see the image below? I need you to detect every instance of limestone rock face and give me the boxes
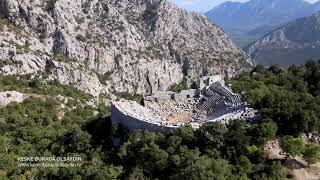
[0,91,25,106]
[0,0,253,96]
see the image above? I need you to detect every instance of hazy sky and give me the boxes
[171,0,319,13]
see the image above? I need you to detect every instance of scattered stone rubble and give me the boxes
[302,132,320,143]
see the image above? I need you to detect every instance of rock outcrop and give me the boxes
[245,12,320,66]
[0,0,253,96]
[0,91,25,106]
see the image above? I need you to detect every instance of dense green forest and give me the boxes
[230,60,320,135]
[0,61,319,179]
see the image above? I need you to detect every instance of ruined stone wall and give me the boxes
[111,104,173,132]
[174,89,198,101]
[200,75,224,91]
[145,89,199,102]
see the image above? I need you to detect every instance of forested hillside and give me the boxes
[0,61,320,179]
[230,60,320,135]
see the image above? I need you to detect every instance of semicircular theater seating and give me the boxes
[197,82,243,119]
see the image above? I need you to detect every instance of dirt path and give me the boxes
[264,140,320,180]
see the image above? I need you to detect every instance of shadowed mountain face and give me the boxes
[245,12,320,67]
[205,0,320,48]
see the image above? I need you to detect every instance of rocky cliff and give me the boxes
[0,0,253,96]
[245,12,320,66]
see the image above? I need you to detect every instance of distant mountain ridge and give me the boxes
[205,0,320,47]
[245,12,320,67]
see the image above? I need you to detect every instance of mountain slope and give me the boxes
[245,12,320,66]
[0,0,252,96]
[205,0,319,47]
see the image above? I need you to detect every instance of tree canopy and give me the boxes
[229,60,320,135]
